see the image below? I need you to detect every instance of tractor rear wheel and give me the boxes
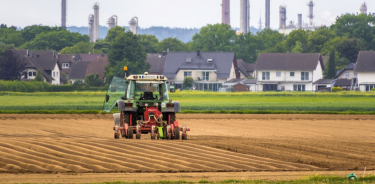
[136,133,141,139]
[127,128,133,139]
[114,133,119,139]
[173,128,180,140]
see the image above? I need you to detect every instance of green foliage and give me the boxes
[0,42,14,56]
[332,13,375,50]
[158,37,188,52]
[286,29,309,52]
[94,39,111,54]
[106,30,149,83]
[331,87,343,92]
[60,42,98,54]
[191,23,236,52]
[371,88,375,91]
[291,41,303,53]
[139,34,159,53]
[183,77,193,89]
[0,49,26,80]
[21,25,61,42]
[307,27,336,53]
[336,38,364,63]
[326,50,336,79]
[85,73,104,87]
[0,25,25,47]
[233,32,259,63]
[34,69,44,82]
[105,26,125,43]
[320,37,344,56]
[22,29,89,51]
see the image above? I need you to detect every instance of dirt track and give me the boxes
[0,114,375,182]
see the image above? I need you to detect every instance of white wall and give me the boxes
[51,64,60,85]
[227,62,236,81]
[312,60,323,82]
[357,72,375,91]
[172,70,218,83]
[257,70,312,82]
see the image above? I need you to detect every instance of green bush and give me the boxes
[0,80,106,92]
[332,87,343,92]
[371,88,375,91]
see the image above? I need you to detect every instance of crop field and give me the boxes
[1,91,375,114]
[0,114,374,183]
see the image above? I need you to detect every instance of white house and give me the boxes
[161,51,242,91]
[254,53,325,91]
[355,51,375,91]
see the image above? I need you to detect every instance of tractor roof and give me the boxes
[127,73,168,82]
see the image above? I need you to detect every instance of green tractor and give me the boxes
[103,71,189,140]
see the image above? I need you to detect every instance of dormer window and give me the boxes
[207,59,213,63]
[62,63,69,68]
[186,58,192,62]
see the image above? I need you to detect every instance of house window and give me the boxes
[56,71,59,77]
[290,72,295,77]
[184,71,192,78]
[28,72,36,76]
[293,84,306,91]
[345,72,350,78]
[301,72,309,81]
[262,72,270,80]
[53,72,55,77]
[62,63,69,68]
[202,72,209,81]
[365,85,375,91]
[276,71,281,77]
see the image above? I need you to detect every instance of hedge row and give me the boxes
[0,80,107,92]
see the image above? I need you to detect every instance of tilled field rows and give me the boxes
[0,138,321,173]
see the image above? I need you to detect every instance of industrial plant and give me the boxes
[129,17,139,35]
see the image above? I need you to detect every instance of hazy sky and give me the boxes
[0,0,373,29]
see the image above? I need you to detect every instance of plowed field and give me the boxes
[0,114,375,183]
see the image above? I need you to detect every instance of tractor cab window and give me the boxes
[127,81,169,101]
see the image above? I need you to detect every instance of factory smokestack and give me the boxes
[279,5,286,29]
[360,2,367,14]
[88,14,94,42]
[265,0,270,29]
[93,2,99,42]
[129,17,138,35]
[61,0,67,29]
[222,0,230,25]
[298,14,302,28]
[240,0,249,33]
[307,0,315,28]
[108,15,117,30]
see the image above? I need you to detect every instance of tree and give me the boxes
[34,69,44,82]
[286,29,309,52]
[332,13,375,50]
[158,37,187,52]
[326,50,336,79]
[320,37,344,56]
[105,26,125,43]
[105,31,149,83]
[139,34,159,53]
[191,23,236,52]
[291,41,304,53]
[233,32,259,63]
[60,42,99,54]
[94,39,111,53]
[21,25,61,42]
[0,49,26,80]
[183,77,193,89]
[85,73,104,87]
[0,26,25,47]
[336,38,364,63]
[22,29,89,51]
[307,28,336,53]
[256,29,286,53]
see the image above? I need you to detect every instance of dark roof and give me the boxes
[69,61,91,79]
[334,78,352,86]
[13,49,29,57]
[147,54,166,75]
[242,79,257,84]
[224,78,246,84]
[313,79,335,84]
[237,59,255,77]
[34,57,58,70]
[29,50,55,58]
[79,54,107,62]
[58,54,75,62]
[335,63,356,78]
[255,53,325,71]
[24,57,54,81]
[86,57,109,78]
[163,52,235,79]
[355,51,375,72]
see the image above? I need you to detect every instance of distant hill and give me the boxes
[67,26,262,43]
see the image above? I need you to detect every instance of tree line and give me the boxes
[1,13,375,83]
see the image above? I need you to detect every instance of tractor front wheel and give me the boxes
[173,128,180,140]
[127,128,133,139]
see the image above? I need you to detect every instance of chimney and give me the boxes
[197,49,200,56]
[162,51,166,56]
[25,48,29,56]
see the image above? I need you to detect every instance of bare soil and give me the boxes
[0,114,374,183]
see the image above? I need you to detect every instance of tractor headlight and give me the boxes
[161,103,166,108]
